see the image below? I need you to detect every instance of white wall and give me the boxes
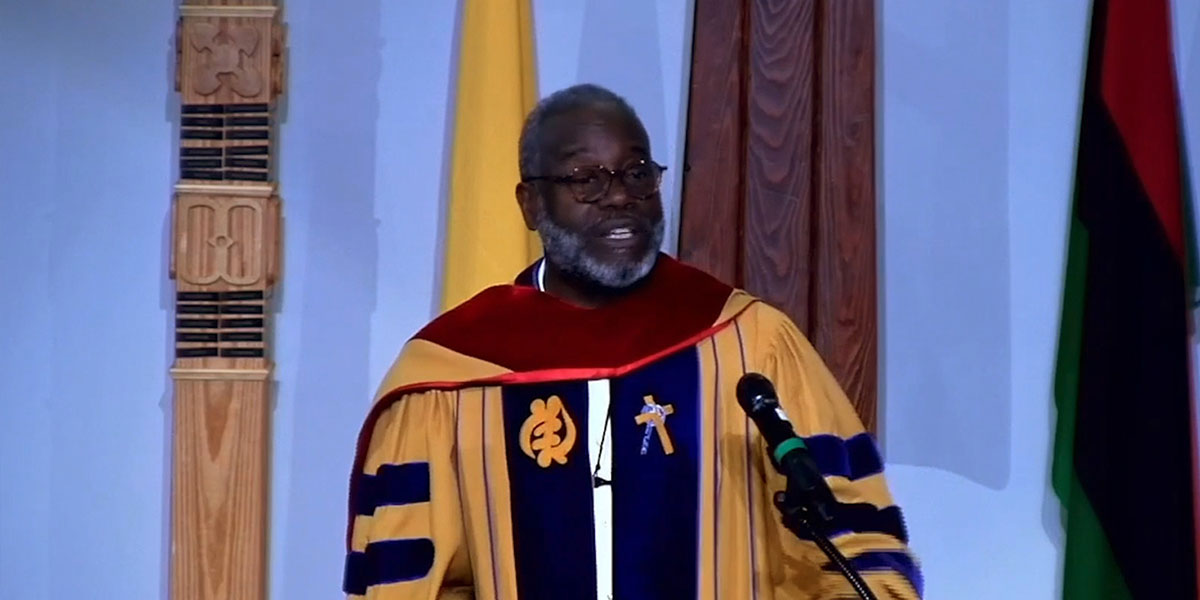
[0,1,177,597]
[880,0,1200,598]
[0,1,694,598]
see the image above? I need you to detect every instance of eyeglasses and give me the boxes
[522,159,668,203]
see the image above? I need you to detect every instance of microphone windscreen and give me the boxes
[736,372,777,412]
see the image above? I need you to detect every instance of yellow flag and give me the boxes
[440,0,542,312]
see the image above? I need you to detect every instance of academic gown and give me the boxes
[343,255,923,599]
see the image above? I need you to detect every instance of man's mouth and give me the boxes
[594,217,646,240]
[604,226,635,241]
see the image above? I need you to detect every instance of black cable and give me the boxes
[592,411,612,488]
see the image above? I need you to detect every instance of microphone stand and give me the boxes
[773,484,878,600]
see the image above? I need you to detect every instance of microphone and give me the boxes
[736,372,879,600]
[736,372,836,523]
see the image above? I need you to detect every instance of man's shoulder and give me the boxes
[719,291,824,368]
[411,283,541,352]
[734,294,797,329]
[409,259,542,348]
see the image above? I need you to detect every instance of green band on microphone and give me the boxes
[773,437,807,465]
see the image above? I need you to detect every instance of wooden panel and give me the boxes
[742,0,816,332]
[812,0,877,430]
[680,0,877,430]
[170,2,283,599]
[677,0,746,285]
[171,379,270,600]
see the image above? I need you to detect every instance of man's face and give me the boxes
[518,106,665,288]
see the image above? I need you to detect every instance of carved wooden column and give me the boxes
[169,2,284,599]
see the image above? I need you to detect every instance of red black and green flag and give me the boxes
[1053,0,1200,597]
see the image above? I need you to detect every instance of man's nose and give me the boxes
[596,174,636,208]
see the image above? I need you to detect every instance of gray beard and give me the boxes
[535,210,664,289]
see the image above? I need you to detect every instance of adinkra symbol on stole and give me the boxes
[519,396,578,468]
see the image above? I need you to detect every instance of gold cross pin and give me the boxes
[634,395,675,455]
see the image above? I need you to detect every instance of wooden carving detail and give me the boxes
[175,196,275,287]
[178,9,276,106]
[188,22,263,97]
[170,3,283,600]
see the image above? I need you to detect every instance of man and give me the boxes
[343,84,922,599]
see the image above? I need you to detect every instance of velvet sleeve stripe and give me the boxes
[354,462,431,516]
[793,503,910,544]
[823,550,924,597]
[803,433,884,481]
[342,538,436,595]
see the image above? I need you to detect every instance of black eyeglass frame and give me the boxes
[521,158,669,203]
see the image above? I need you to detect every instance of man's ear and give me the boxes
[515,182,540,231]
